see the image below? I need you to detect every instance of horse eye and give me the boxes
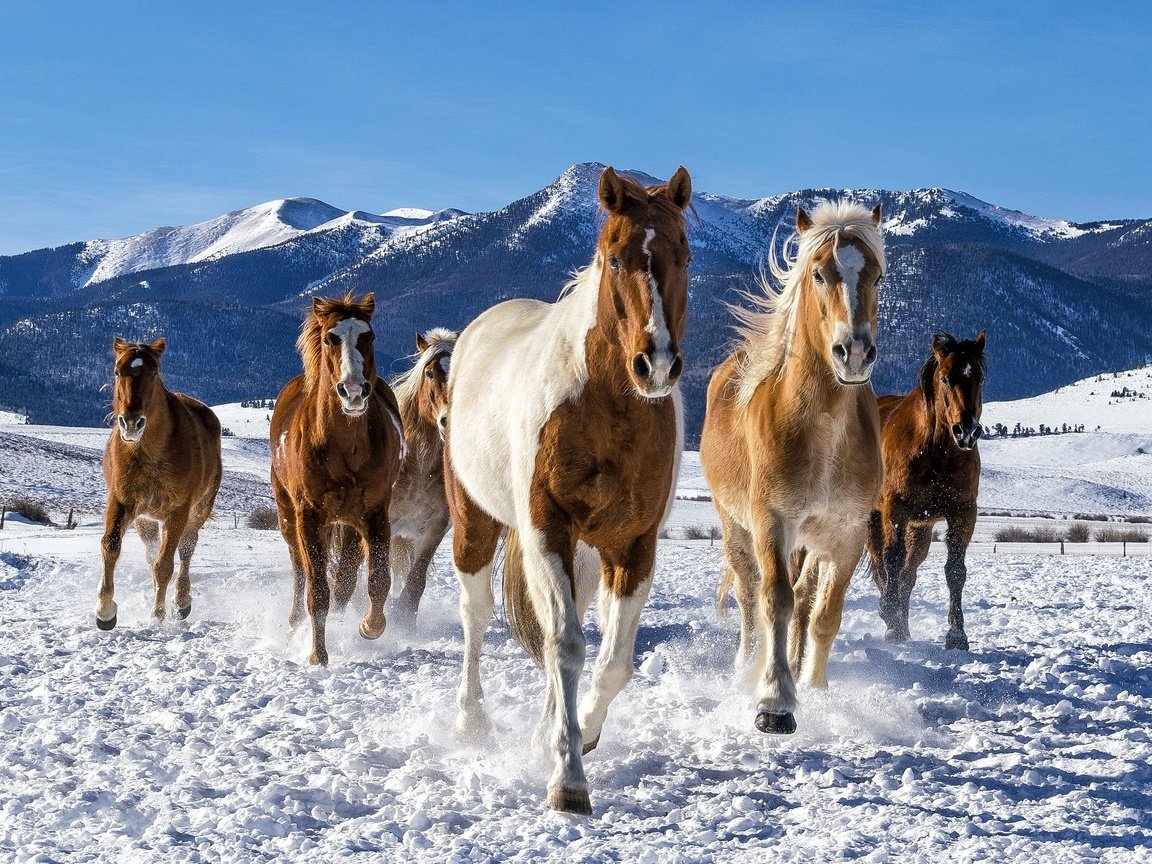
[812,271,825,285]
[324,334,336,347]
[609,256,621,271]
[425,368,435,380]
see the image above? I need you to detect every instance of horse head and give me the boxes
[413,328,457,438]
[111,336,166,443]
[595,166,693,399]
[921,331,987,450]
[307,293,378,416]
[794,202,885,386]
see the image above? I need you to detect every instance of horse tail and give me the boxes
[503,528,546,667]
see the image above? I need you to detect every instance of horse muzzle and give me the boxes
[952,422,983,450]
[831,336,876,386]
[117,413,146,443]
[630,349,683,399]
[336,380,370,416]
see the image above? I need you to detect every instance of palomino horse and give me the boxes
[387,328,457,622]
[868,331,987,650]
[96,337,222,629]
[444,166,693,815]
[270,293,405,666]
[701,201,885,735]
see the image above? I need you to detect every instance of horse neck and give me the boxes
[398,397,440,468]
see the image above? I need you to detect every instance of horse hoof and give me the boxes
[96,614,117,631]
[547,786,592,816]
[175,603,191,621]
[755,711,797,735]
[359,616,386,640]
[455,711,492,743]
[884,627,909,644]
[582,736,601,756]
[945,630,970,651]
[309,650,329,667]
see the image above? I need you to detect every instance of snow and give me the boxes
[2,380,1152,861]
[382,208,436,220]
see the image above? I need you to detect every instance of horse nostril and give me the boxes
[952,424,963,438]
[135,417,146,431]
[336,382,348,399]
[832,343,848,363]
[974,425,983,439]
[865,344,877,364]
[669,354,684,380]
[632,353,652,380]
[117,416,127,428]
[362,381,372,398]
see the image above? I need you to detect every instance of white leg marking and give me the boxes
[456,564,495,738]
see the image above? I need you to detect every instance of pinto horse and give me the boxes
[444,166,693,815]
[387,328,457,622]
[96,337,222,629]
[701,201,885,735]
[868,331,986,650]
[270,293,404,666]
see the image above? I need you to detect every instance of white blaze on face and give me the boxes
[328,317,371,390]
[642,228,673,376]
[963,363,973,378]
[833,243,866,314]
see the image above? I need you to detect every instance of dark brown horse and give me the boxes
[270,293,405,666]
[868,331,987,649]
[96,337,222,629]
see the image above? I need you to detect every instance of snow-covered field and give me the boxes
[1,380,1151,862]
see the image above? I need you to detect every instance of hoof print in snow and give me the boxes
[755,711,797,735]
[547,786,592,816]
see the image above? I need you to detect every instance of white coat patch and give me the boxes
[130,358,143,368]
[963,363,972,378]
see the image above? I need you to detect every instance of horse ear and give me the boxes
[149,337,166,357]
[312,296,326,316]
[112,336,129,355]
[416,332,429,353]
[932,332,956,355]
[796,207,813,234]
[975,330,987,351]
[361,292,376,316]
[666,166,692,210]
[871,203,883,225]
[599,167,627,214]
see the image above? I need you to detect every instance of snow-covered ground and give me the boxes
[1,379,1151,861]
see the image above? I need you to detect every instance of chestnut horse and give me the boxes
[444,166,693,815]
[701,201,885,735]
[96,337,222,629]
[270,293,404,666]
[387,328,457,622]
[868,331,987,650]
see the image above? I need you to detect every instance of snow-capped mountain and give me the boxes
[0,164,1149,437]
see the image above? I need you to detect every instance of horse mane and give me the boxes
[296,293,372,393]
[391,327,459,413]
[732,200,886,406]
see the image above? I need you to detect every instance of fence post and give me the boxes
[1123,541,1127,557]
[1060,541,1065,555]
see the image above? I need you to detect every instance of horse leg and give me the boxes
[394,514,449,623]
[96,499,129,629]
[896,522,933,643]
[360,509,391,639]
[751,508,797,734]
[867,509,886,592]
[151,510,190,621]
[448,489,501,741]
[173,523,202,619]
[720,512,760,673]
[297,510,331,666]
[518,520,589,816]
[943,509,976,650]
[799,531,866,688]
[275,493,307,631]
[330,524,364,614]
[878,518,909,641]
[579,533,655,756]
[136,516,160,567]
[788,549,817,676]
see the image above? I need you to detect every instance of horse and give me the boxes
[269,292,405,666]
[386,328,458,623]
[96,337,222,629]
[701,200,885,735]
[443,166,693,815]
[867,331,987,650]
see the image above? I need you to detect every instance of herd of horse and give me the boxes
[94,166,987,815]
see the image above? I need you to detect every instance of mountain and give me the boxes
[1,164,1149,442]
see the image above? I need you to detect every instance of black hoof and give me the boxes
[755,711,797,735]
[582,736,601,756]
[945,630,970,651]
[96,614,117,631]
[884,627,910,644]
[175,604,191,621]
[547,786,592,816]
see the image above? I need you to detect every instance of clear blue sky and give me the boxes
[1,1,1149,254]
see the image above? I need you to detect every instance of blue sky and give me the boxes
[1,1,1149,254]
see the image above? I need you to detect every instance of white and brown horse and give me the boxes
[270,293,405,666]
[387,328,457,622]
[701,201,885,734]
[96,337,222,629]
[444,166,693,815]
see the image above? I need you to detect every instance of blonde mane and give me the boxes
[732,200,886,405]
[391,327,459,414]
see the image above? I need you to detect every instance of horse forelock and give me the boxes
[392,328,459,414]
[297,294,375,393]
[732,200,885,405]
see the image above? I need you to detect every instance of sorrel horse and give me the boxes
[270,293,404,666]
[444,166,693,815]
[701,201,885,735]
[387,328,457,622]
[867,331,987,650]
[96,337,222,629]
